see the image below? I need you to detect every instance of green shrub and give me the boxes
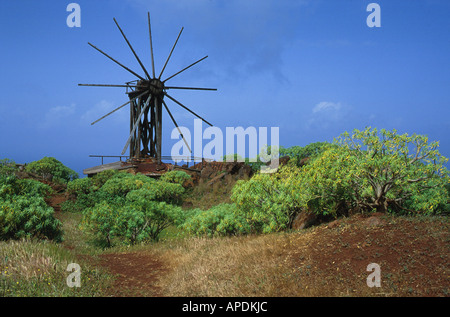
[0,159,17,176]
[230,129,450,235]
[82,201,121,247]
[316,128,450,215]
[231,170,304,233]
[91,169,119,188]
[61,187,124,213]
[121,201,184,243]
[0,175,61,241]
[25,157,78,184]
[160,170,191,185]
[279,142,332,166]
[77,172,187,246]
[0,196,63,242]
[181,203,251,237]
[0,175,53,200]
[82,199,184,246]
[67,177,93,196]
[100,173,154,197]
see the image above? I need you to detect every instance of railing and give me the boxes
[89,155,130,165]
[89,155,214,168]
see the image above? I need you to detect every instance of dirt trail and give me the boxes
[99,252,168,297]
[48,193,67,215]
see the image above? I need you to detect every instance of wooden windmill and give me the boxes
[79,12,216,165]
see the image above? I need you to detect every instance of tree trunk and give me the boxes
[374,196,388,213]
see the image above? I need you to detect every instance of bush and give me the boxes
[82,199,184,246]
[316,127,450,214]
[74,172,188,246]
[181,203,251,237]
[279,142,332,166]
[231,170,305,233]
[121,201,184,243]
[91,169,119,188]
[126,181,185,205]
[159,170,191,185]
[100,173,154,197]
[0,159,17,177]
[25,157,78,184]
[67,178,94,196]
[0,196,63,242]
[1,176,53,200]
[0,176,62,242]
[82,201,121,246]
[229,129,450,234]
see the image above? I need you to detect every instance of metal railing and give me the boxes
[89,155,130,165]
[89,155,214,168]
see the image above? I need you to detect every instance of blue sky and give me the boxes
[1,0,449,177]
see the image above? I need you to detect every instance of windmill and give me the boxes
[79,12,216,165]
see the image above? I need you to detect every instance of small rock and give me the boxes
[292,211,317,230]
[365,216,386,227]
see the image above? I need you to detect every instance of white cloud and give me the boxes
[312,101,342,113]
[39,103,76,129]
[303,101,348,131]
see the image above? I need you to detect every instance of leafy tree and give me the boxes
[328,127,450,214]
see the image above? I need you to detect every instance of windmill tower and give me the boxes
[79,12,216,165]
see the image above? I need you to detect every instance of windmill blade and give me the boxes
[91,90,148,125]
[148,12,156,78]
[88,42,146,81]
[158,27,184,80]
[165,86,217,91]
[164,93,213,127]
[122,94,152,155]
[79,84,140,88]
[162,100,192,153]
[163,56,208,83]
[113,18,151,79]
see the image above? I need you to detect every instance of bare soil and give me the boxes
[98,251,168,297]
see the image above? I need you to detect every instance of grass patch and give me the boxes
[0,239,113,297]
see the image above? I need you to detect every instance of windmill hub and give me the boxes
[147,79,164,96]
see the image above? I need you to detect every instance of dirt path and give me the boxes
[99,252,168,297]
[48,193,67,215]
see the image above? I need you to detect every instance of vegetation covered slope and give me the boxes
[1,127,449,297]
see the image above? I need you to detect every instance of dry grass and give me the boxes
[154,233,304,297]
[149,214,450,297]
[0,240,72,280]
